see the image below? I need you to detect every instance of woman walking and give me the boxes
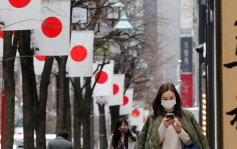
[137,83,210,149]
[108,119,137,149]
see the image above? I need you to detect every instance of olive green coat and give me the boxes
[137,109,210,149]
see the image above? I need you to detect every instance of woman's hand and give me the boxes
[172,119,182,134]
[163,117,174,128]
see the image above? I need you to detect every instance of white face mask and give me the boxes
[161,99,176,110]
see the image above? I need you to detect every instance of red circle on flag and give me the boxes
[9,0,31,8]
[132,109,140,118]
[95,71,108,84]
[113,84,119,95]
[35,55,46,61]
[42,17,62,38]
[143,117,146,123]
[70,45,87,62]
[123,96,129,106]
[0,31,3,38]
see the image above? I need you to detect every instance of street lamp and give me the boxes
[96,96,108,149]
[114,14,133,30]
[110,13,134,71]
[113,14,134,69]
[109,15,134,55]
[105,0,124,21]
[109,11,134,134]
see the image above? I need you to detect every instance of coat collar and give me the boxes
[179,109,196,136]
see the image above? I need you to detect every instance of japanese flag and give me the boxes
[130,107,143,126]
[120,88,134,115]
[0,0,41,30]
[31,0,71,56]
[92,61,114,96]
[0,30,3,58]
[108,74,125,106]
[66,31,94,77]
[136,110,150,131]
[34,55,46,75]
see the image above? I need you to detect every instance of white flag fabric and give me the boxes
[108,74,125,106]
[0,0,41,30]
[92,61,114,96]
[143,110,150,122]
[34,55,46,75]
[120,88,134,115]
[130,107,143,126]
[0,30,3,58]
[14,52,20,72]
[136,110,150,131]
[31,0,70,56]
[66,31,94,77]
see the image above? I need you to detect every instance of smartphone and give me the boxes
[166,113,174,119]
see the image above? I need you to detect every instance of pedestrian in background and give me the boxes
[47,130,73,149]
[108,119,137,149]
[137,83,210,149]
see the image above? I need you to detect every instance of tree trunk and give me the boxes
[18,30,37,149]
[56,56,68,132]
[73,78,83,149]
[83,77,93,149]
[98,103,108,149]
[35,57,54,149]
[64,77,72,140]
[109,105,120,132]
[2,31,18,149]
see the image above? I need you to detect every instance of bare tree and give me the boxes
[35,56,54,149]
[71,77,83,149]
[55,56,71,135]
[2,31,18,149]
[18,30,38,149]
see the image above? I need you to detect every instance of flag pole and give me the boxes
[1,67,5,149]
[0,29,5,149]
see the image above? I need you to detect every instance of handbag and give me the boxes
[182,136,199,149]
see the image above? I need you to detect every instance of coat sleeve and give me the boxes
[189,111,210,149]
[137,115,150,149]
[177,128,192,145]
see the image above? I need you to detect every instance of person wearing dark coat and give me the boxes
[47,130,73,149]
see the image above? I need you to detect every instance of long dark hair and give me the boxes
[152,83,182,118]
[112,119,136,148]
